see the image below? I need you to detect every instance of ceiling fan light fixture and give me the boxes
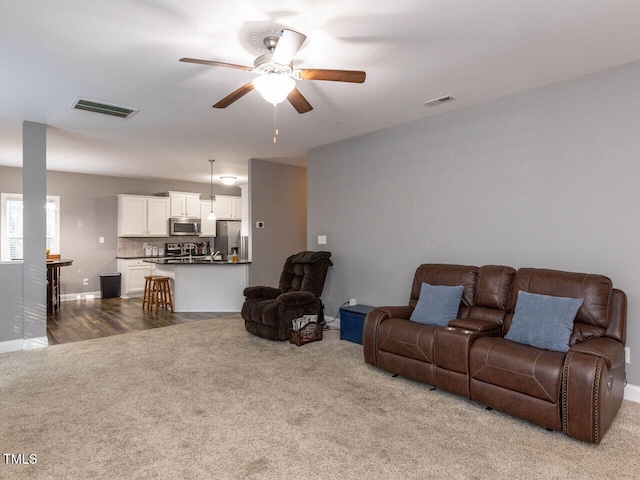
[253,73,295,105]
[220,176,237,186]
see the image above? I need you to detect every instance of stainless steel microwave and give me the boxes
[169,218,201,236]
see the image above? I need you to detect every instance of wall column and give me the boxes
[22,121,47,348]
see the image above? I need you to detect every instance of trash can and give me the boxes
[100,273,121,298]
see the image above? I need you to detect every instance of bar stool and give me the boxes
[142,275,162,310]
[150,276,174,313]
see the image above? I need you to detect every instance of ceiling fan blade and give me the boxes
[179,58,252,71]
[213,83,255,108]
[298,69,366,83]
[287,88,313,114]
[271,29,307,65]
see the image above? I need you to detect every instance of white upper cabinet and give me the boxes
[214,195,242,220]
[168,191,201,218]
[146,197,171,236]
[118,195,169,237]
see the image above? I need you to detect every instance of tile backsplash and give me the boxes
[117,236,213,257]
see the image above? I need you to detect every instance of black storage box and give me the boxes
[339,304,375,345]
[100,273,121,298]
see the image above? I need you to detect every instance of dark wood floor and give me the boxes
[47,297,236,345]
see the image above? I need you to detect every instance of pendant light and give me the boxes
[208,159,216,221]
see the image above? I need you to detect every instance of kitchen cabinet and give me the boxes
[214,195,242,220]
[200,200,217,237]
[169,191,201,218]
[118,195,169,237]
[117,259,157,295]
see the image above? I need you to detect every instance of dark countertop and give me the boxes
[116,255,169,260]
[144,258,251,265]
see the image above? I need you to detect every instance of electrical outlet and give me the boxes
[625,347,631,364]
[349,298,357,306]
[83,278,89,286]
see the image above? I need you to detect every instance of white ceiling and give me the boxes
[3,1,640,185]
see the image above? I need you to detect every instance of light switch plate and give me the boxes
[317,235,327,245]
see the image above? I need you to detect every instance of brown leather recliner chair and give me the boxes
[242,251,333,340]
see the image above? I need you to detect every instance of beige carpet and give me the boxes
[1,315,639,480]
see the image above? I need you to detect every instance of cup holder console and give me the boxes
[444,326,473,334]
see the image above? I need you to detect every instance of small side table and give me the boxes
[339,304,375,345]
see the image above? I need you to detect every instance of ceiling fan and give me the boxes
[180,29,366,114]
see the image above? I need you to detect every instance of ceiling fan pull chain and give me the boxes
[273,104,279,144]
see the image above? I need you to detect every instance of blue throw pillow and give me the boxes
[410,282,464,326]
[505,291,584,353]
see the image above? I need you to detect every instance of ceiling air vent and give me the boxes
[71,97,139,119]
[423,95,455,107]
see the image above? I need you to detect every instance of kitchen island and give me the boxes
[144,258,250,312]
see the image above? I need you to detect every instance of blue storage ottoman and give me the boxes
[339,304,375,345]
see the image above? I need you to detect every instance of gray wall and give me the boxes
[0,163,23,346]
[307,61,640,385]
[249,158,307,286]
[0,262,23,343]
[0,166,239,296]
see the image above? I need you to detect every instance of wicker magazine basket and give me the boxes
[289,321,323,346]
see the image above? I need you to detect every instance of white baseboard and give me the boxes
[60,291,101,301]
[23,336,48,349]
[0,336,48,353]
[120,293,143,298]
[326,313,341,329]
[624,383,640,403]
[0,339,26,354]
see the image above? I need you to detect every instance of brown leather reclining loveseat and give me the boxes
[363,264,627,443]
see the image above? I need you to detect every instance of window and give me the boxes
[0,193,60,261]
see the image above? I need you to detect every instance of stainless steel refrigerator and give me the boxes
[215,220,241,260]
